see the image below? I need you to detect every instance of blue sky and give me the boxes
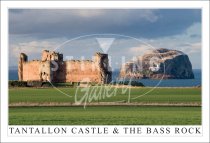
[9,9,201,69]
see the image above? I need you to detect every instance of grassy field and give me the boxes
[9,87,201,104]
[9,87,201,125]
[9,106,201,125]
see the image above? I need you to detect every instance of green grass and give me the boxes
[9,87,201,104]
[9,87,201,125]
[9,106,201,125]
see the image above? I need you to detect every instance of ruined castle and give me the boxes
[18,50,112,83]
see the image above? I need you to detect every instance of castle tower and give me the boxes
[40,61,52,82]
[42,50,63,61]
[94,53,112,83]
[18,53,28,81]
[40,50,63,82]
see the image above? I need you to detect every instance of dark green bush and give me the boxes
[41,82,52,87]
[9,80,144,88]
[111,80,144,87]
[9,80,27,87]
[27,81,43,87]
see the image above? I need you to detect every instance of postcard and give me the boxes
[1,1,209,143]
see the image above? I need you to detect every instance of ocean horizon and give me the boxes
[9,68,201,87]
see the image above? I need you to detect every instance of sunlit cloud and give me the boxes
[9,9,201,69]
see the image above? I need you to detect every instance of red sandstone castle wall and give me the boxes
[65,61,101,83]
[21,59,102,83]
[52,61,101,83]
[22,61,41,81]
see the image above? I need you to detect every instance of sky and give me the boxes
[9,9,201,69]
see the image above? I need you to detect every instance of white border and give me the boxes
[1,1,209,142]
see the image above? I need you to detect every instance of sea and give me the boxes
[9,69,201,87]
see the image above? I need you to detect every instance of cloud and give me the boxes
[11,40,57,57]
[73,10,106,18]
[185,22,201,37]
[129,45,151,54]
[179,42,201,54]
[9,38,66,65]
[144,22,201,69]
[9,9,200,39]
[8,9,201,69]
[11,41,55,55]
[9,9,159,37]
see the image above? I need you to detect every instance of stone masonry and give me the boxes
[18,50,112,83]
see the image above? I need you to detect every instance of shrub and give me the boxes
[27,81,43,87]
[9,80,27,87]
[112,80,144,87]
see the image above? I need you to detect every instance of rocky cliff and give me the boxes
[120,48,194,79]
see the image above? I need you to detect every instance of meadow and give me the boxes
[9,87,201,104]
[9,87,201,125]
[9,106,201,125]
